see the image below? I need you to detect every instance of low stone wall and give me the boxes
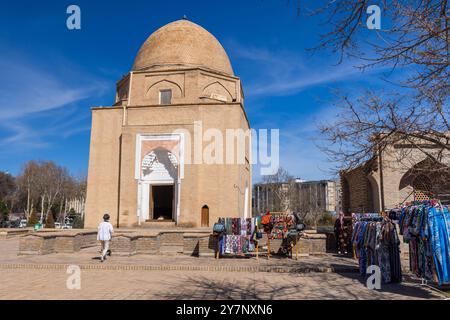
[109,232,214,256]
[136,236,159,254]
[17,229,327,257]
[19,230,97,255]
[291,233,327,257]
[19,234,56,255]
[198,235,217,257]
[110,234,138,256]
[159,232,184,254]
[0,228,32,239]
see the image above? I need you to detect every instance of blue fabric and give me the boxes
[428,207,450,285]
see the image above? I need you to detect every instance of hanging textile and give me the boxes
[268,213,294,240]
[215,217,260,255]
[351,213,402,284]
[397,201,450,285]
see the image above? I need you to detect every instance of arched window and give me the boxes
[412,175,433,201]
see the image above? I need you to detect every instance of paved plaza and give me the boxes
[0,238,447,300]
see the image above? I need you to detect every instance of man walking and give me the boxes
[97,213,114,262]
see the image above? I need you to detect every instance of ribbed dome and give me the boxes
[132,19,234,75]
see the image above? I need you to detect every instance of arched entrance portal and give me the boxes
[137,147,179,223]
[397,158,450,203]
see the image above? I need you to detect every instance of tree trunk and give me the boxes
[26,181,31,218]
[40,194,45,223]
[59,197,64,223]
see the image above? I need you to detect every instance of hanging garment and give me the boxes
[246,218,252,235]
[240,218,247,236]
[224,235,241,254]
[250,218,255,235]
[352,219,402,283]
[428,207,450,285]
[389,223,402,283]
[225,218,232,235]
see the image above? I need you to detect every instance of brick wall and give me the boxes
[136,236,159,254]
[341,165,374,214]
[19,231,98,255]
[110,235,138,256]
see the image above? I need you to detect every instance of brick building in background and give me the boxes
[252,179,339,215]
[340,139,450,215]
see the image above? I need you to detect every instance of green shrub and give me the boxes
[0,201,8,222]
[45,213,55,228]
[27,211,39,226]
[318,212,334,226]
[72,214,84,229]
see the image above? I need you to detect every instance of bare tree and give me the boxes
[306,1,450,173]
[16,161,40,218]
[319,91,450,173]
[261,167,297,212]
[16,161,72,223]
[39,162,70,222]
[311,0,449,103]
[290,181,328,228]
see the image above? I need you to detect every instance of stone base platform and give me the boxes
[0,228,33,239]
[16,228,327,258]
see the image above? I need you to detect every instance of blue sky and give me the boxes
[0,0,390,182]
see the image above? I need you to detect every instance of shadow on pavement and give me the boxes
[331,266,440,300]
[147,271,440,300]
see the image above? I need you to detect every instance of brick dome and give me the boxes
[132,19,234,75]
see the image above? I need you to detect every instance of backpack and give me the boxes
[213,222,226,234]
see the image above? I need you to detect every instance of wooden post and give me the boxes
[256,243,259,260]
[267,237,271,259]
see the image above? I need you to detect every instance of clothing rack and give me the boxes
[351,212,402,284]
[396,201,450,286]
[214,217,267,259]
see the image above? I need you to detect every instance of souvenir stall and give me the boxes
[266,212,305,258]
[212,212,306,259]
[393,200,450,286]
[351,213,402,283]
[213,217,262,259]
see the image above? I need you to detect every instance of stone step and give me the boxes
[140,221,176,229]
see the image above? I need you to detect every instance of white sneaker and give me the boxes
[100,256,104,262]
[338,251,342,255]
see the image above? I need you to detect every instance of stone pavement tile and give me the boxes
[0,268,445,300]
[0,238,358,272]
[0,238,446,300]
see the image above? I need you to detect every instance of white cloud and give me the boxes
[228,41,386,98]
[0,48,109,149]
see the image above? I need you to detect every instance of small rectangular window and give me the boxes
[160,89,172,105]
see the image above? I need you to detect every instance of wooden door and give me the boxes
[201,205,209,227]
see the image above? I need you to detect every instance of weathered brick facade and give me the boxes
[85,19,252,229]
[341,143,450,214]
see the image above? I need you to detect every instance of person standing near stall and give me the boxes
[334,211,348,255]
